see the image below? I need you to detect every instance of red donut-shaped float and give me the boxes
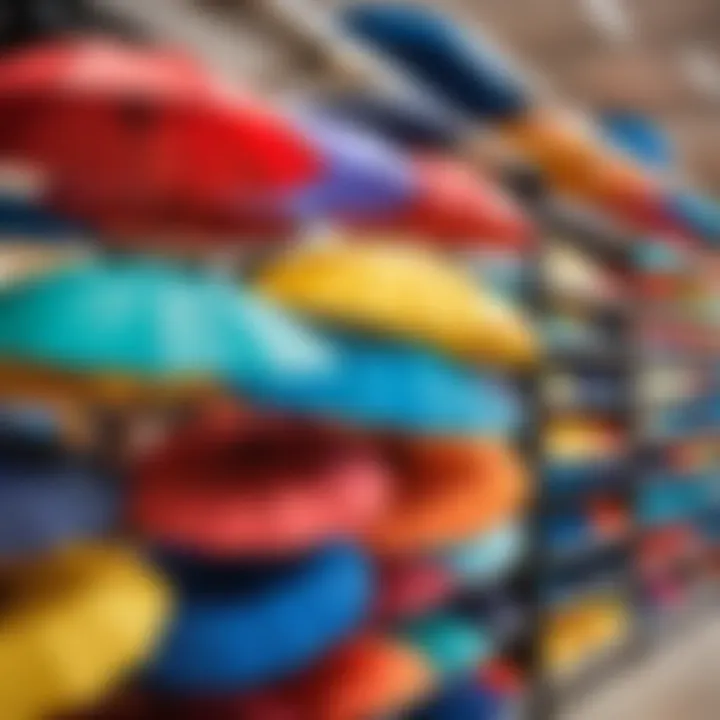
[131,408,390,556]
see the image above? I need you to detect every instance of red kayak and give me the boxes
[353,155,533,248]
[0,39,320,239]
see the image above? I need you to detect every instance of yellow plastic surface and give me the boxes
[255,242,538,368]
[546,418,622,459]
[544,596,629,673]
[0,545,171,720]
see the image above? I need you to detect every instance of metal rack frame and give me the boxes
[523,197,641,720]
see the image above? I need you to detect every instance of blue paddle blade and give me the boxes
[318,91,460,150]
[343,3,530,120]
[287,112,416,219]
[242,331,523,436]
[0,258,333,387]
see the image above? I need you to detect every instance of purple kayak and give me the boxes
[288,111,417,220]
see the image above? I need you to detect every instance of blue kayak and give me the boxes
[242,330,523,436]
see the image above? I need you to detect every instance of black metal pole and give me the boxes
[504,165,555,720]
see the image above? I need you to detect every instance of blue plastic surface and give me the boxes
[0,196,84,240]
[544,459,624,494]
[601,112,674,172]
[669,191,720,245]
[444,522,525,583]
[399,615,492,678]
[145,544,372,691]
[0,415,115,558]
[0,467,115,558]
[243,330,522,436]
[639,480,709,526]
[343,4,530,120]
[0,258,333,387]
[411,678,505,720]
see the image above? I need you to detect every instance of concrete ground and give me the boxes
[564,615,720,720]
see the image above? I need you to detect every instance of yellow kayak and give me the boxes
[255,241,538,368]
[0,544,171,720]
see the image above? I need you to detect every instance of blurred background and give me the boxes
[96,0,720,189]
[0,1,718,720]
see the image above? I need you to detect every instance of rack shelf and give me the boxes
[525,197,640,720]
